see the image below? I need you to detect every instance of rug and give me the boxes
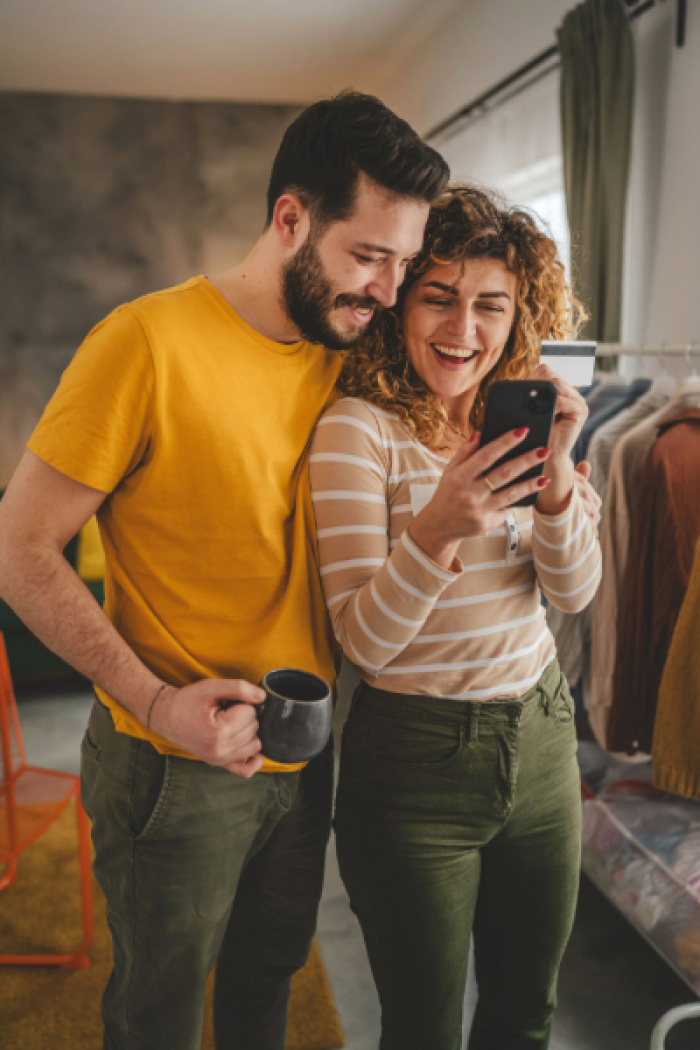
[0,803,344,1050]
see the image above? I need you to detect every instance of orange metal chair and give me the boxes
[0,630,93,967]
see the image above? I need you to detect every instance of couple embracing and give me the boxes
[0,90,601,1050]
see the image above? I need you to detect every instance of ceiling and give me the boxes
[0,0,462,105]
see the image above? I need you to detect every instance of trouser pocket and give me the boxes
[337,690,469,820]
[80,699,170,841]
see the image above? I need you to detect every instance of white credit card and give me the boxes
[540,341,597,387]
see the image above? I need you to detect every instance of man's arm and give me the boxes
[0,451,264,776]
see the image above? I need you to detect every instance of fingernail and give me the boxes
[536,447,551,460]
[537,477,551,488]
[513,427,529,437]
[468,432,479,443]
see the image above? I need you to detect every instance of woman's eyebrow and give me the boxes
[421,281,511,300]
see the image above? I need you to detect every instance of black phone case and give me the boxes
[479,380,558,508]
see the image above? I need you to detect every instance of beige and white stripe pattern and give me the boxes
[309,397,601,700]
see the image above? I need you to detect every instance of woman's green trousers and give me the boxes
[334,659,582,1050]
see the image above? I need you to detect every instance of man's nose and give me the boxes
[367,263,403,308]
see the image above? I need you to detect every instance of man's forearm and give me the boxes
[0,541,163,723]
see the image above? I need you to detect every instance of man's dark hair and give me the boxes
[266,90,449,228]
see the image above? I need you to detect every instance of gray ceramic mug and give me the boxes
[257,668,333,764]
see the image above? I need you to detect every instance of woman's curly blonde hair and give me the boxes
[338,184,586,447]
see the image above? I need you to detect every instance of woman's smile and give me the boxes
[432,342,481,367]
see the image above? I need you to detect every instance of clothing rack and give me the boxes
[577,361,700,1046]
[596,342,699,357]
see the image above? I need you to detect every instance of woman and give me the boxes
[309,186,602,1050]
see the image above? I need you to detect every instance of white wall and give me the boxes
[620,4,675,349]
[374,0,574,137]
[642,5,700,347]
[378,0,700,358]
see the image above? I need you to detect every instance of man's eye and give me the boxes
[354,253,379,264]
[426,297,452,307]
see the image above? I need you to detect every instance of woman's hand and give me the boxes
[529,363,589,459]
[573,461,602,530]
[408,428,551,570]
[528,363,589,515]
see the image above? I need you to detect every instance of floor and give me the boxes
[12,669,700,1050]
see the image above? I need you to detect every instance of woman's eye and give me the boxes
[425,297,452,307]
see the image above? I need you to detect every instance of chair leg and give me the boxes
[0,856,19,893]
[60,797,94,969]
[0,798,94,968]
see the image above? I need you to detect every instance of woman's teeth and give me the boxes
[433,344,477,363]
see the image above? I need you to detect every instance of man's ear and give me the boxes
[271,194,311,249]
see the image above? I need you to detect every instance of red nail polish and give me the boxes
[537,448,551,460]
[513,427,529,438]
[537,477,551,488]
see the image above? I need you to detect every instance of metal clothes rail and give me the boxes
[595,342,700,362]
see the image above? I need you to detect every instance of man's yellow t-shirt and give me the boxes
[28,276,341,771]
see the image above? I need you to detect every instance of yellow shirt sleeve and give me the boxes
[77,516,105,581]
[28,304,154,493]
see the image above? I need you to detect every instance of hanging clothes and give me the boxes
[589,379,700,748]
[653,536,700,800]
[571,377,651,463]
[607,407,700,755]
[548,379,674,691]
[587,377,677,506]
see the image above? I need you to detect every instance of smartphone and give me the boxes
[479,380,558,508]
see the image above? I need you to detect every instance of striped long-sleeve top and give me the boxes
[309,396,602,700]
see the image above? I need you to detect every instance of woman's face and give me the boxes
[402,257,518,413]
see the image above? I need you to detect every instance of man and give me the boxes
[0,91,448,1049]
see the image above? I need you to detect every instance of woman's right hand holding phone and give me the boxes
[407,429,551,571]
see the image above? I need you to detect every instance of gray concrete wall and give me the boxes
[0,92,301,487]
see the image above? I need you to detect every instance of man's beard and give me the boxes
[281,235,380,352]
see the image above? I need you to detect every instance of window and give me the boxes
[432,68,570,273]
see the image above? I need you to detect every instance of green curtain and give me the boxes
[557,0,635,342]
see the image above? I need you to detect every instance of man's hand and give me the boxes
[150,678,266,777]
